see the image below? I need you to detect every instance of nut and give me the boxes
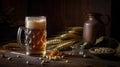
[49,50,59,56]
[17,55,21,58]
[39,57,42,60]
[8,57,12,61]
[61,55,64,58]
[83,54,87,58]
[65,60,69,63]
[41,60,45,65]
[26,61,30,64]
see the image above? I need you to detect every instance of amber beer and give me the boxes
[25,16,47,56]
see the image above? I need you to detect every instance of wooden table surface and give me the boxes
[0,48,120,67]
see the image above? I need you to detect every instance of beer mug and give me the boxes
[17,16,47,56]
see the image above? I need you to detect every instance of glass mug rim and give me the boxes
[25,16,46,19]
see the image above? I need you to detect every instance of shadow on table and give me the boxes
[99,55,120,61]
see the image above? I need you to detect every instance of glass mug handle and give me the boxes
[17,26,26,48]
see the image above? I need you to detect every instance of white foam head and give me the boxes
[25,16,46,29]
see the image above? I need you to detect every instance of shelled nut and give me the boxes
[17,55,21,58]
[26,61,30,64]
[41,60,45,65]
[65,60,69,63]
[7,57,12,61]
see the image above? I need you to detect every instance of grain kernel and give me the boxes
[8,57,12,60]
[26,61,30,64]
[83,54,87,58]
[17,55,21,58]
[65,60,68,63]
[41,60,45,65]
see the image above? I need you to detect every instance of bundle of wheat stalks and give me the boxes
[47,27,84,51]
[47,26,120,56]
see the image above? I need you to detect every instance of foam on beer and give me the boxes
[26,18,46,29]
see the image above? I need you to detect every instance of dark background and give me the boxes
[0,0,116,44]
